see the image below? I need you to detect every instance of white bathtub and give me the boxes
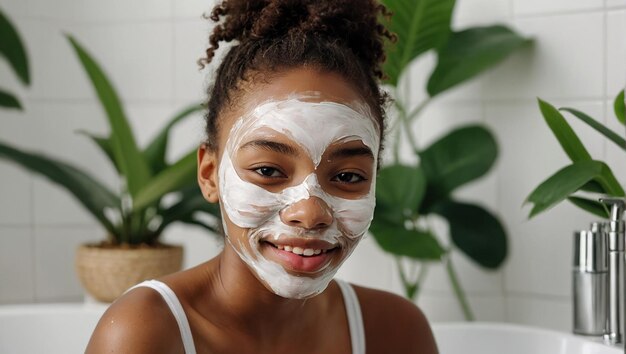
[0,304,621,353]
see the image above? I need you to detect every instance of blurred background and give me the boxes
[0,0,624,333]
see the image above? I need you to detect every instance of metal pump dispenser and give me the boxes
[601,198,626,346]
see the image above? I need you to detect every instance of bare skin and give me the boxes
[86,68,438,354]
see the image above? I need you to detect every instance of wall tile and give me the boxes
[336,234,395,291]
[506,295,571,332]
[483,12,604,100]
[24,0,171,22]
[49,22,173,101]
[0,227,34,303]
[173,19,214,102]
[161,223,222,269]
[173,0,218,19]
[78,22,174,101]
[0,0,29,18]
[419,293,506,323]
[24,20,91,100]
[512,0,602,17]
[415,102,484,148]
[606,0,626,9]
[454,0,512,27]
[0,106,34,225]
[487,101,605,297]
[29,101,117,225]
[33,225,100,302]
[607,10,626,97]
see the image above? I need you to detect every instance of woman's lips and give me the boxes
[262,241,337,273]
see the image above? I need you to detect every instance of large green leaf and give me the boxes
[381,0,455,86]
[375,164,426,222]
[133,150,197,211]
[67,35,152,198]
[526,160,624,218]
[560,107,626,151]
[538,98,591,162]
[427,26,530,97]
[568,196,609,219]
[0,8,29,85]
[419,125,497,208]
[0,141,119,235]
[144,103,204,174]
[615,89,625,125]
[369,218,445,260]
[0,88,21,109]
[431,200,507,269]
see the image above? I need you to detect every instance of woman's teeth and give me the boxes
[276,244,323,256]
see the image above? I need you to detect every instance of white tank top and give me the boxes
[128,279,366,354]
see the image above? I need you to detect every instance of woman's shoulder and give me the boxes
[85,282,183,354]
[352,284,439,354]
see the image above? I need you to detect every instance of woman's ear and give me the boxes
[197,144,219,203]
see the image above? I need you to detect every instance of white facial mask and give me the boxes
[218,93,379,299]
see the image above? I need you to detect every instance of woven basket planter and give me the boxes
[75,243,183,302]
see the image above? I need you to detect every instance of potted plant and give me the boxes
[526,91,625,218]
[0,34,220,302]
[370,0,532,319]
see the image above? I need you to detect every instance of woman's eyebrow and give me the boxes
[239,139,299,156]
[328,146,374,160]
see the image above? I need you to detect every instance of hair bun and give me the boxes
[202,0,395,79]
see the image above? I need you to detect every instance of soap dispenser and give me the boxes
[573,224,608,336]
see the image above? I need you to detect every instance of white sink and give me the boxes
[432,322,622,354]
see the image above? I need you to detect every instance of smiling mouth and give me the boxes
[260,240,340,273]
[262,240,339,256]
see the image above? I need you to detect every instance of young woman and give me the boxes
[86,1,438,353]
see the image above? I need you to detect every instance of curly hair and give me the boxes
[199,0,396,152]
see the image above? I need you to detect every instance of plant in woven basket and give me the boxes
[0,34,221,301]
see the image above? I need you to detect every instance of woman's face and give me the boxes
[199,68,380,299]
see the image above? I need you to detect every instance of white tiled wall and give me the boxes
[0,0,624,334]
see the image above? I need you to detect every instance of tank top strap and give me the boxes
[127,280,197,354]
[335,279,366,354]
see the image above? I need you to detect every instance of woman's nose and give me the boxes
[279,197,333,230]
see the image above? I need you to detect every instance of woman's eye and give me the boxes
[333,172,366,184]
[253,166,285,178]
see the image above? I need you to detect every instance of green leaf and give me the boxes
[67,35,152,198]
[538,98,592,162]
[614,89,625,125]
[427,25,530,97]
[0,8,29,85]
[0,141,119,235]
[579,180,606,194]
[567,196,609,219]
[419,125,497,208]
[431,200,507,268]
[560,107,626,151]
[144,103,204,174]
[0,88,22,109]
[375,164,426,221]
[133,150,197,211]
[526,160,625,218]
[369,218,445,260]
[75,131,119,173]
[381,0,455,86]
[158,185,221,234]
